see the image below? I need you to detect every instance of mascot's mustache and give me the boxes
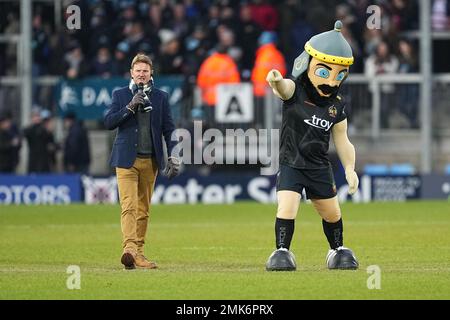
[318,84,339,95]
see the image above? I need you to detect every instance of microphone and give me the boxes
[137,82,145,112]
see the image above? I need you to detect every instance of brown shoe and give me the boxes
[121,249,137,270]
[135,254,158,269]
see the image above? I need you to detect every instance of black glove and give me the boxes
[127,92,145,113]
[164,157,181,179]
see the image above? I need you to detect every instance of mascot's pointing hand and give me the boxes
[266,69,295,100]
[345,169,359,195]
[266,69,283,85]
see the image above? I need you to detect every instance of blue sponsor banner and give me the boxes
[153,172,277,204]
[370,175,421,201]
[152,172,358,204]
[0,172,446,205]
[56,76,183,120]
[153,172,425,204]
[0,174,82,205]
[421,174,450,200]
[336,175,422,203]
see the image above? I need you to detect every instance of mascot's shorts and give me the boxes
[276,164,337,199]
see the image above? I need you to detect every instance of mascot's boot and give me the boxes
[326,246,359,270]
[266,248,297,271]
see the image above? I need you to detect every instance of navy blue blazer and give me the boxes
[104,86,177,170]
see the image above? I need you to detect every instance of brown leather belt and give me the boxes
[136,153,152,159]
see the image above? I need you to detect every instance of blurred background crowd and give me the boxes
[1,0,450,175]
[2,0,441,80]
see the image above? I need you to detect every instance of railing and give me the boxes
[1,74,449,174]
[191,74,450,139]
[2,73,450,135]
[1,73,450,135]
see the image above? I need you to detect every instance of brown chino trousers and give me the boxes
[116,157,158,255]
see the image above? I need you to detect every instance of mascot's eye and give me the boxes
[336,71,346,81]
[315,67,330,79]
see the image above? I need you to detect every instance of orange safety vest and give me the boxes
[251,43,286,97]
[197,53,241,106]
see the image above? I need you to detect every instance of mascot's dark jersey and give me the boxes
[280,75,347,170]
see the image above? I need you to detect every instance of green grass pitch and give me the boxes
[0,201,449,300]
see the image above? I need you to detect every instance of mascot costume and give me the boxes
[265,21,359,271]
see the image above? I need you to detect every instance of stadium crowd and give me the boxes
[1,0,434,80]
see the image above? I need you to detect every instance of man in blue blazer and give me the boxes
[104,53,180,270]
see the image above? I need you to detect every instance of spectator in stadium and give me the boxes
[390,0,419,32]
[64,41,89,79]
[0,111,21,173]
[251,31,286,98]
[286,11,316,71]
[63,111,91,174]
[154,0,175,30]
[171,1,192,39]
[202,3,221,44]
[23,107,44,173]
[340,23,363,73]
[364,40,399,128]
[183,25,209,78]
[218,4,239,33]
[363,27,383,57]
[123,21,155,60]
[40,110,59,172]
[237,3,262,75]
[265,21,359,272]
[3,12,20,75]
[197,44,241,123]
[112,41,131,78]
[432,0,450,30]
[87,7,112,58]
[397,38,419,128]
[23,108,58,173]
[91,46,114,78]
[181,26,208,118]
[104,53,180,270]
[251,31,286,125]
[0,110,21,172]
[249,0,279,31]
[157,30,184,74]
[32,13,50,77]
[216,25,242,68]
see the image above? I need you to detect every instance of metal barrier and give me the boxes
[191,74,450,138]
[1,74,450,174]
[1,73,449,135]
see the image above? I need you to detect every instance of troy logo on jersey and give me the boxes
[304,115,333,131]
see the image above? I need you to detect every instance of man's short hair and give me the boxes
[130,54,153,70]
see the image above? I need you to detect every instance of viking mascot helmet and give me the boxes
[292,20,354,79]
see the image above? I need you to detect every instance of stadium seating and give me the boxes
[445,164,450,175]
[363,164,389,175]
[363,163,416,176]
[390,163,416,175]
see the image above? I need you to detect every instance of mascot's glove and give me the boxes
[345,169,359,195]
[164,157,181,179]
[265,69,295,100]
[127,92,145,113]
[266,69,283,87]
